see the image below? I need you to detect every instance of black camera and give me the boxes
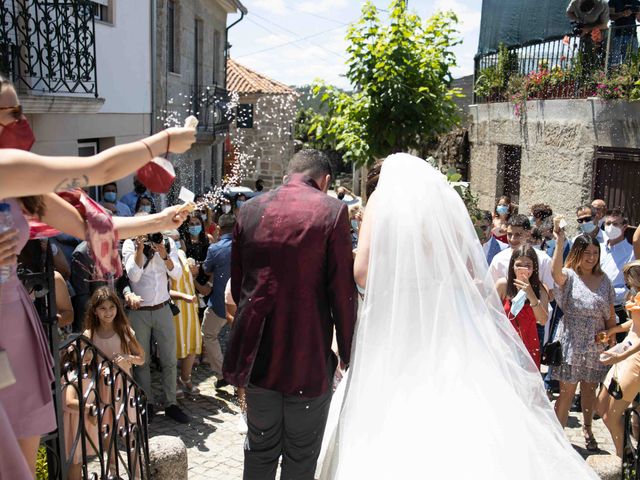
[149,232,164,244]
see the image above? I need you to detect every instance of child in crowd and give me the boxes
[83,287,145,474]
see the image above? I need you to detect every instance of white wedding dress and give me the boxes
[318,154,599,479]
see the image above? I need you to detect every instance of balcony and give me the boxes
[190,84,235,144]
[0,0,104,113]
[474,25,640,104]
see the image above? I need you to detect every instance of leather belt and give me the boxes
[137,300,170,311]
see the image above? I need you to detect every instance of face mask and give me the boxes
[188,225,203,236]
[510,289,528,317]
[351,219,359,232]
[580,221,597,234]
[605,224,623,240]
[103,191,117,203]
[139,205,152,213]
[0,118,35,151]
[199,213,207,222]
[496,205,509,216]
[236,200,245,208]
[134,183,146,194]
[222,204,232,214]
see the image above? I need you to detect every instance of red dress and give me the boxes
[503,298,541,368]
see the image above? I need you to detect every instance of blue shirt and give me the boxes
[203,233,233,317]
[101,200,132,217]
[601,239,635,305]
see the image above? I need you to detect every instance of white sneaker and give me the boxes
[237,412,248,434]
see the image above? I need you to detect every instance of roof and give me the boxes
[227,58,296,95]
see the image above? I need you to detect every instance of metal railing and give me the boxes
[18,240,149,480]
[474,25,640,103]
[0,0,98,97]
[190,84,235,135]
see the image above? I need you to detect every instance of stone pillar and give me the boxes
[149,435,188,480]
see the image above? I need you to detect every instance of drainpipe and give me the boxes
[150,0,157,135]
[224,5,247,89]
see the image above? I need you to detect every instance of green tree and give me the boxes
[312,0,462,166]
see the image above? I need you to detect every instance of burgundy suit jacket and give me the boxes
[222,174,357,397]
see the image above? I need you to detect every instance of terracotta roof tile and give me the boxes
[227,58,296,95]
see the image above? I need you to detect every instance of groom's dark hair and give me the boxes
[288,149,333,180]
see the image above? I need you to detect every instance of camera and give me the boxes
[148,232,164,244]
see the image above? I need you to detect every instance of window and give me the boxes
[195,19,203,86]
[496,144,522,206]
[167,0,178,73]
[237,104,254,129]
[91,0,112,23]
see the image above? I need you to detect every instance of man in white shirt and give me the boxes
[489,214,554,289]
[600,208,636,330]
[122,230,190,424]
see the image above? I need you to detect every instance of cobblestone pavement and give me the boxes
[149,368,618,479]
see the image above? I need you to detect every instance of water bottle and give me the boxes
[0,203,14,284]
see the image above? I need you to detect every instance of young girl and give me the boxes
[495,245,549,368]
[597,260,640,456]
[83,288,145,474]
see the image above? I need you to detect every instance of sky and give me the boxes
[227,0,481,90]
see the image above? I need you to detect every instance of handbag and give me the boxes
[541,302,563,367]
[169,302,181,316]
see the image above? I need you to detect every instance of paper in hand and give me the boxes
[184,115,199,129]
[179,186,195,204]
[559,218,567,229]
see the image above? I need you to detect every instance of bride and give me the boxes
[319,154,599,479]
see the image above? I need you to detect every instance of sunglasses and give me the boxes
[576,216,593,224]
[0,104,23,121]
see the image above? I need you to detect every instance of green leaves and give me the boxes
[311,0,462,166]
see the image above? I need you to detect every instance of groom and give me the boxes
[223,149,357,480]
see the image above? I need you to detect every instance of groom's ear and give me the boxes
[321,174,331,193]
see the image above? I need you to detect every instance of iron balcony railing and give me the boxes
[474,25,640,103]
[190,84,235,136]
[0,0,98,97]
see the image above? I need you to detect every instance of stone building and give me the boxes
[154,0,247,199]
[471,0,640,229]
[226,58,297,189]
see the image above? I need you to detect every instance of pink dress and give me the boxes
[0,198,56,437]
[62,373,99,464]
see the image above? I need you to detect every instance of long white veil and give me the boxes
[319,154,598,479]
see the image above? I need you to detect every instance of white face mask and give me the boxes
[510,289,528,317]
[222,204,232,214]
[605,224,623,240]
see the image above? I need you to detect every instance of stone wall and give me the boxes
[229,93,296,189]
[469,99,640,232]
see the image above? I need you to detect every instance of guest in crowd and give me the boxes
[255,178,265,194]
[530,203,553,228]
[551,218,617,451]
[167,230,203,397]
[592,198,608,229]
[120,176,151,215]
[492,195,513,243]
[597,260,640,456]
[101,182,132,217]
[202,214,235,388]
[489,214,554,289]
[0,72,195,473]
[574,204,605,243]
[54,270,74,329]
[600,208,636,337]
[495,245,550,367]
[121,223,190,424]
[134,195,156,215]
[477,210,508,265]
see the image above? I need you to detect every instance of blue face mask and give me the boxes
[510,289,528,316]
[236,200,245,208]
[351,219,359,233]
[188,225,203,236]
[139,205,152,214]
[103,191,117,203]
[545,238,556,252]
[496,205,509,216]
[580,221,597,234]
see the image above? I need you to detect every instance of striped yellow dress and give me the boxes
[171,249,202,358]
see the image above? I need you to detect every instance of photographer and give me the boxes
[567,0,610,34]
[609,0,640,65]
[121,225,190,424]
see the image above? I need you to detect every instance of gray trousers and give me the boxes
[243,385,332,480]
[201,307,227,375]
[127,305,177,406]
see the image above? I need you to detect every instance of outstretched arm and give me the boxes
[551,216,569,288]
[0,126,195,199]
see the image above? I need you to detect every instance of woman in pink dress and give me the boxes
[0,74,196,474]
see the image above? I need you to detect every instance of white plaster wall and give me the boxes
[95,1,151,114]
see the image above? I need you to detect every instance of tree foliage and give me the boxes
[311,0,462,166]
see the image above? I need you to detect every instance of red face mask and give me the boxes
[0,118,35,151]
